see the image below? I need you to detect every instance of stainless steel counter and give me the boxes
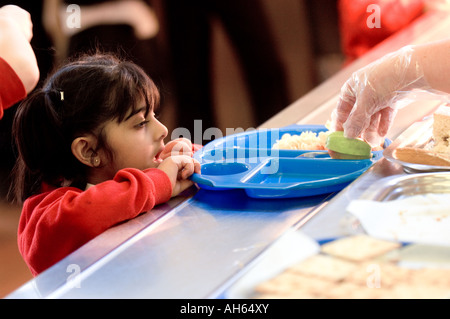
[7,9,450,299]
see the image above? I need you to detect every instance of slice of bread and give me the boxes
[394,147,450,166]
[432,105,450,154]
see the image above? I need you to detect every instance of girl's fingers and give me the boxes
[161,139,194,159]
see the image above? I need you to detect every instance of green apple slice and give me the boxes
[325,131,372,159]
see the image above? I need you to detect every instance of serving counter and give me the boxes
[6,9,450,299]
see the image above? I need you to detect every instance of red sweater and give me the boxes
[338,0,425,63]
[18,168,172,276]
[0,56,26,119]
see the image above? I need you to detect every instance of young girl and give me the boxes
[12,53,201,276]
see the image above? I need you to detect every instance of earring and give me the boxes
[93,158,100,167]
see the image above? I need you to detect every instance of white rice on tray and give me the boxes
[272,131,331,150]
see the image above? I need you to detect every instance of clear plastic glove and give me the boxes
[331,45,429,146]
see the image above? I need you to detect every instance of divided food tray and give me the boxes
[191,125,389,198]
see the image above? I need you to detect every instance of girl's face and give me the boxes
[101,105,168,178]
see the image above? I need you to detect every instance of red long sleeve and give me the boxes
[0,56,26,118]
[18,168,172,276]
[338,0,425,63]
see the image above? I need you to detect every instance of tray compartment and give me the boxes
[201,161,250,176]
[198,147,280,163]
[242,158,373,187]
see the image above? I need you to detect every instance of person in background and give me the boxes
[338,0,425,64]
[43,0,162,85]
[0,4,39,118]
[162,0,290,142]
[0,4,41,199]
[331,39,450,146]
[12,53,201,276]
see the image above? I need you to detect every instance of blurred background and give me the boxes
[0,0,426,297]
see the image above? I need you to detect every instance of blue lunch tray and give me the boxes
[191,124,390,199]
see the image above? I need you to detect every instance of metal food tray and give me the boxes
[359,171,450,201]
[383,116,450,173]
[227,172,450,298]
[340,171,450,236]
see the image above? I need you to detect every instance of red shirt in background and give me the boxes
[0,56,26,118]
[338,0,425,63]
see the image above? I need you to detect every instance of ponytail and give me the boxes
[11,53,160,203]
[12,89,82,202]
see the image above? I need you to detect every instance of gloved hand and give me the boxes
[331,45,429,146]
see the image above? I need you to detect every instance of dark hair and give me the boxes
[11,53,160,203]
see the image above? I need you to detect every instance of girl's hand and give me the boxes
[157,155,201,197]
[160,138,194,159]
